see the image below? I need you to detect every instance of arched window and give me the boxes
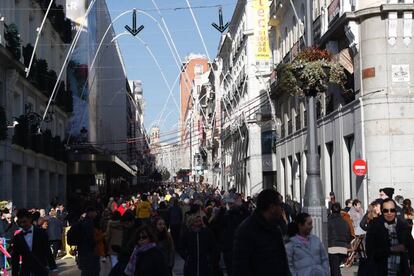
[301,3,305,21]
[285,27,288,54]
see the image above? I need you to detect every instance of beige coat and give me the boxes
[105,220,123,255]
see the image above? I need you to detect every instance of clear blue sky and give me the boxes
[105,0,237,136]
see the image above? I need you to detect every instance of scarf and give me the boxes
[384,220,400,276]
[296,234,310,246]
[124,242,157,276]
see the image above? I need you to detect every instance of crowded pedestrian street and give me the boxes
[2,0,414,275]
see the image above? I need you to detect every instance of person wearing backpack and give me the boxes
[77,206,100,276]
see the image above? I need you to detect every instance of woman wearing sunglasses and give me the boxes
[124,225,169,276]
[365,198,414,276]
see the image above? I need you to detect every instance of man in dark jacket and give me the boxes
[11,209,58,276]
[366,198,414,276]
[328,203,352,276]
[179,215,215,276]
[77,207,99,276]
[217,198,249,276]
[232,189,290,276]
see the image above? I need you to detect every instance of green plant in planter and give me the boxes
[30,58,49,92]
[276,47,346,97]
[4,23,21,60]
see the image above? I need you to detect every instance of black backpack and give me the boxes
[67,222,82,246]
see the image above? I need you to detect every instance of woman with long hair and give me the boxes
[360,200,381,231]
[124,225,169,276]
[152,217,175,275]
[403,198,414,228]
[286,213,329,275]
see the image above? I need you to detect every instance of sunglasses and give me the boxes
[383,208,396,214]
[139,235,148,240]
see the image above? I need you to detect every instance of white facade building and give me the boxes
[216,0,274,196]
[0,0,71,208]
[269,0,414,207]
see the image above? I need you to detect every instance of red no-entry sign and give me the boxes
[353,159,367,176]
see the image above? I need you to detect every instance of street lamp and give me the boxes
[301,0,327,247]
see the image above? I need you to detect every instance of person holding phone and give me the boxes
[366,198,414,275]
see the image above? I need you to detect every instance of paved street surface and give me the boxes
[56,254,358,276]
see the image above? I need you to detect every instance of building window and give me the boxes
[13,92,22,118]
[58,120,64,138]
[194,64,203,76]
[261,130,276,154]
[345,135,355,197]
[326,142,334,193]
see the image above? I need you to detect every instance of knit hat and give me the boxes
[379,187,394,199]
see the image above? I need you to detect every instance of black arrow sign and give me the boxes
[125,9,144,36]
[212,7,229,33]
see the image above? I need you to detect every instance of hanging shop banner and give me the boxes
[253,0,271,71]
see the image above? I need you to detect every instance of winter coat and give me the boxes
[77,218,97,271]
[220,207,248,252]
[105,220,123,255]
[47,216,63,241]
[94,228,106,257]
[136,201,151,219]
[1,221,19,240]
[285,234,329,276]
[134,246,169,276]
[365,216,414,276]
[168,205,183,226]
[341,211,355,237]
[349,207,365,235]
[232,211,290,276]
[179,227,215,276]
[157,234,175,268]
[328,213,352,248]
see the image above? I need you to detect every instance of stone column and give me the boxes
[21,166,27,207]
[248,123,263,196]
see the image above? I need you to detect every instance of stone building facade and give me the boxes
[269,0,414,207]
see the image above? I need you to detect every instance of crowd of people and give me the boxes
[1,183,414,276]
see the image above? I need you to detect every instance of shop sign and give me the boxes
[253,0,271,71]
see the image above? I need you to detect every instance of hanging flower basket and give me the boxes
[276,47,346,97]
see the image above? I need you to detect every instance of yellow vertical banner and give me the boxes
[253,0,271,70]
